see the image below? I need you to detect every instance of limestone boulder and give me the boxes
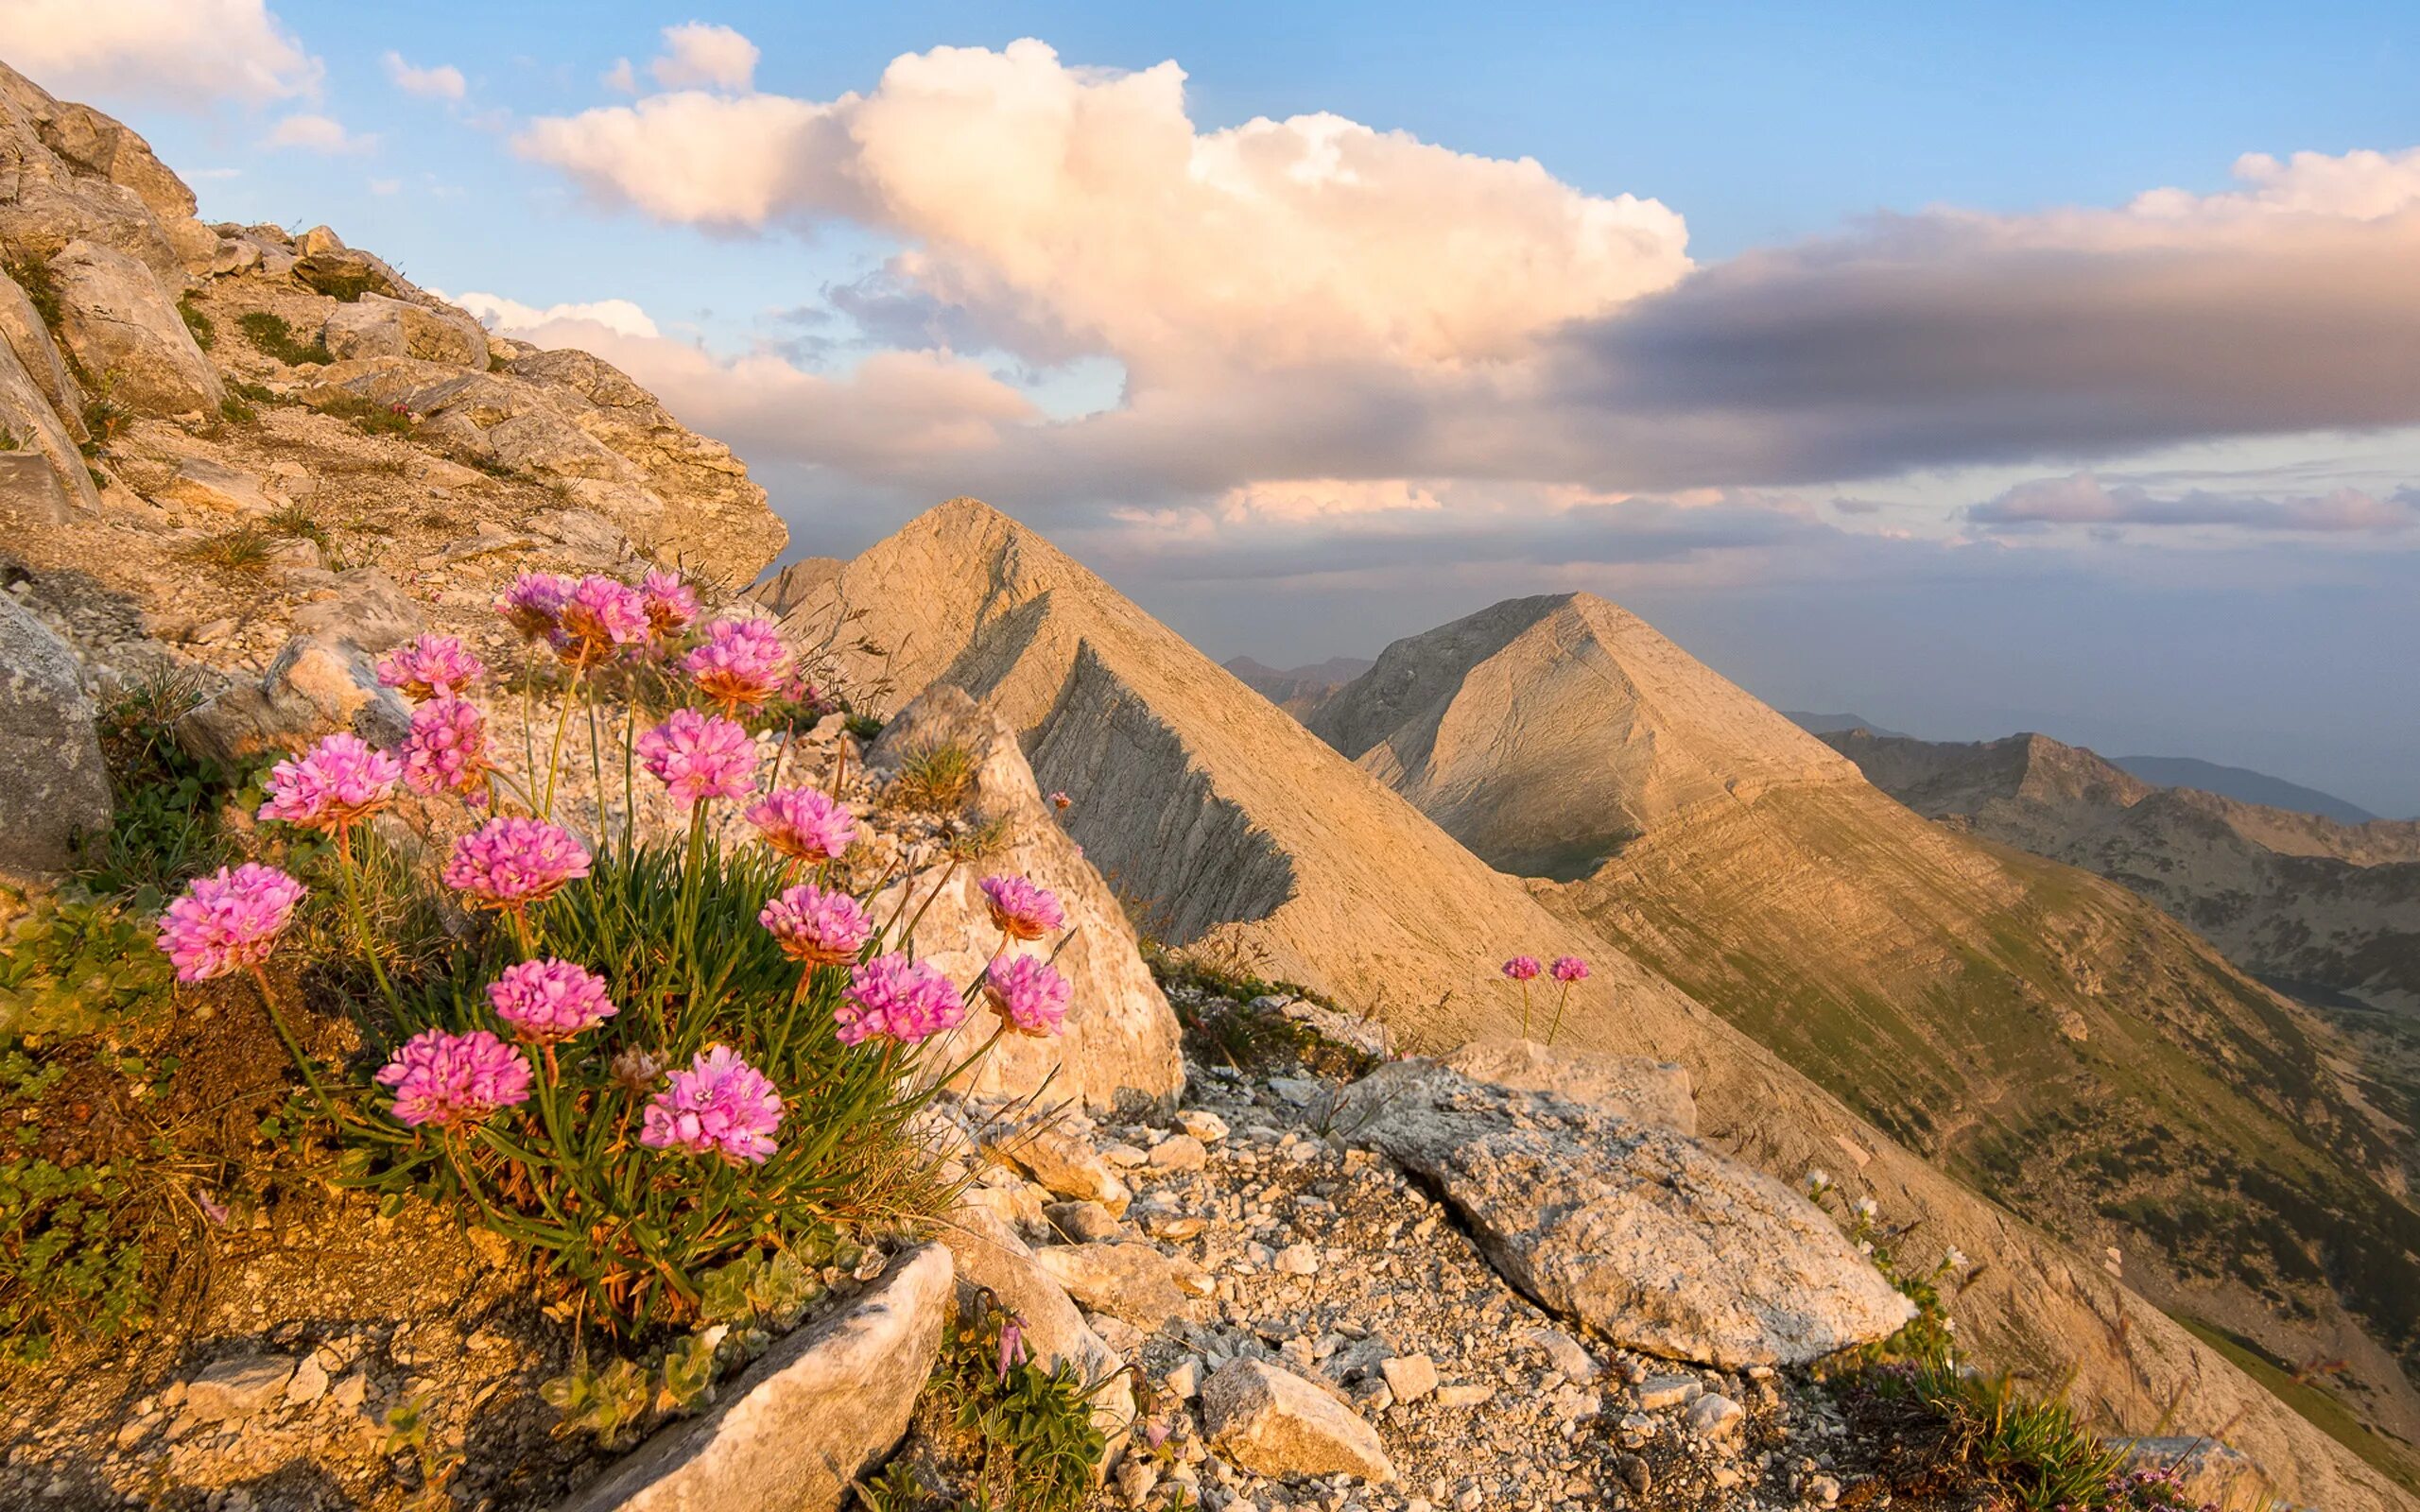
[0,595,111,880]
[0,61,186,277]
[1437,1039,1697,1136]
[1344,1057,1913,1368]
[556,1244,952,1512]
[158,456,275,515]
[870,688,1185,1112]
[46,241,224,415]
[0,283,96,515]
[320,293,489,369]
[0,267,88,434]
[181,570,424,762]
[1200,1359,1396,1484]
[1027,1242,1206,1332]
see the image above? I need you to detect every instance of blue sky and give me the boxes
[17,2,2420,812]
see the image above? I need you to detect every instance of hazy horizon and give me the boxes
[22,0,2418,812]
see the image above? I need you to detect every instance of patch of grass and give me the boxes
[216,395,256,427]
[78,395,128,454]
[311,390,415,437]
[176,297,214,351]
[236,311,331,367]
[78,667,242,902]
[4,255,62,334]
[261,505,327,548]
[0,425,20,451]
[177,527,275,575]
[886,1298,1114,1511]
[890,741,977,814]
[2174,1314,2420,1494]
[294,261,381,301]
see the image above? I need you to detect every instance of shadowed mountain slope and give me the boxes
[1313,592,2420,1467]
[2113,753,2383,825]
[770,501,2420,1510]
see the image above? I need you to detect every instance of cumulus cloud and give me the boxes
[517,39,1692,374]
[382,50,466,102]
[448,291,662,340]
[1969,472,2420,534]
[1,0,320,107]
[649,22,759,92]
[264,112,374,154]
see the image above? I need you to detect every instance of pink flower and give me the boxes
[156,863,307,982]
[1049,791,1071,812]
[982,954,1070,1038]
[759,884,872,966]
[259,732,402,831]
[637,709,756,807]
[978,875,1064,942]
[497,572,575,639]
[640,570,698,637]
[399,696,491,799]
[1501,956,1542,982]
[746,786,856,862]
[375,634,485,701]
[487,958,617,1043]
[683,617,792,710]
[443,816,592,911]
[556,575,649,666]
[639,1045,784,1165]
[1550,955,1589,984]
[838,954,967,1046]
[375,1028,532,1129]
[781,675,831,715]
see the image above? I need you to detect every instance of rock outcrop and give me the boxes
[0,593,110,880]
[556,1245,953,1512]
[321,292,489,369]
[47,239,223,415]
[1343,1057,1913,1367]
[869,686,1186,1112]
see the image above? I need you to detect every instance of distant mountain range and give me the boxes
[1222,655,1374,718]
[1781,711,1910,739]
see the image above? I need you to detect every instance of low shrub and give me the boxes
[177,297,215,351]
[873,1297,1115,1511]
[237,311,332,367]
[890,741,977,814]
[312,390,415,437]
[4,255,62,333]
[177,527,274,575]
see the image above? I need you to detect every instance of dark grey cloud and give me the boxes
[1968,473,2420,533]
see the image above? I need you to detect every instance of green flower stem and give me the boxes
[540,664,588,820]
[247,964,345,1125]
[1547,983,1571,1046]
[334,824,402,1015]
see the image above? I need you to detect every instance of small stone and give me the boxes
[1000,1125,1133,1214]
[1614,1453,1651,1496]
[1686,1391,1744,1439]
[1045,1200,1123,1244]
[1637,1374,1702,1411]
[1201,1359,1397,1484]
[1178,1110,1230,1143]
[1150,1134,1210,1172]
[1101,1142,1150,1169]
[1030,1242,1205,1330]
[1115,1457,1161,1505]
[1806,1472,1841,1504]
[183,1357,295,1422]
[1165,1358,1201,1400]
[331,1372,369,1411]
[1432,1383,1495,1409]
[1275,1244,1320,1277]
[1529,1327,1599,1383]
[1380,1354,1438,1402]
[284,1355,330,1406]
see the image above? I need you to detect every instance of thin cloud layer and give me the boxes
[1970,472,2420,534]
[383,51,466,103]
[1,0,320,107]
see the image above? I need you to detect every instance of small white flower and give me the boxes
[1851,1196,1878,1220]
[1943,1317,1956,1333]
[1804,1169,1829,1192]
[1857,1239,1873,1256]
[1945,1246,1969,1270]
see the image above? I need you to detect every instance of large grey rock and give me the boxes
[0,595,111,879]
[1200,1359,1396,1484]
[46,240,225,416]
[872,688,1185,1112]
[0,268,88,435]
[939,1203,1135,1454]
[557,1244,952,1512]
[1344,1057,1913,1368]
[321,293,488,369]
[0,61,187,277]
[1438,1039,1697,1136]
[0,299,96,516]
[0,453,75,527]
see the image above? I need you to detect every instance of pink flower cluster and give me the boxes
[498,572,575,640]
[640,570,697,637]
[684,617,792,709]
[376,1028,532,1128]
[639,1045,784,1164]
[979,874,1064,942]
[400,696,490,799]
[156,863,307,982]
[983,954,1070,1038]
[375,634,485,701]
[1501,955,1542,982]
[838,954,966,1046]
[746,786,856,862]
[759,884,872,966]
[1550,955,1589,984]
[638,709,756,807]
[557,575,650,664]
[488,958,618,1043]
[444,816,592,910]
[260,732,402,832]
